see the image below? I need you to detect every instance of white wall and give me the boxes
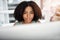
[0,0,9,24]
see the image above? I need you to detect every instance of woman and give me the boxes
[14,1,42,25]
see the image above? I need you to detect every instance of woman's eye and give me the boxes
[30,13,33,14]
[30,11,34,14]
[24,12,26,14]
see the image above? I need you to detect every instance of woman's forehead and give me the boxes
[24,6,33,11]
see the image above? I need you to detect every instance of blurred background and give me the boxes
[0,0,60,24]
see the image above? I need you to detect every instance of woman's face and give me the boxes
[23,6,34,24]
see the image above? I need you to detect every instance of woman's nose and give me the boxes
[27,14,30,17]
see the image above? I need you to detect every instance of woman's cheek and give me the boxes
[30,14,34,19]
[23,14,27,19]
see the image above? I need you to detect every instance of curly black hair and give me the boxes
[14,1,42,22]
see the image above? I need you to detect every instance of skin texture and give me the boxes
[22,6,34,24]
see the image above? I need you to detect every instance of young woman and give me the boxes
[14,1,42,25]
